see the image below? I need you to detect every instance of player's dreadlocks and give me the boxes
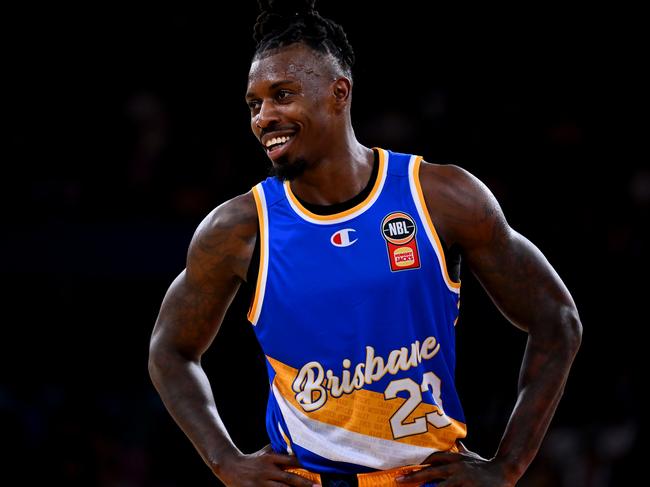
[253,0,355,77]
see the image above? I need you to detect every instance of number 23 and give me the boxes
[384,371,452,439]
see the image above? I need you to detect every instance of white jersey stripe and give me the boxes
[283,149,390,225]
[272,384,435,470]
[248,184,270,325]
[408,156,461,295]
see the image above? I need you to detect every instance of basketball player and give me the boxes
[148,1,582,485]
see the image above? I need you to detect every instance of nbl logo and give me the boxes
[381,212,421,271]
[382,214,416,244]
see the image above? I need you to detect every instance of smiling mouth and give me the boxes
[264,135,293,153]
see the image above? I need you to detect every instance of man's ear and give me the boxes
[331,77,352,109]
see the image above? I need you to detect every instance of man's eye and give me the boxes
[248,100,261,110]
[277,90,292,100]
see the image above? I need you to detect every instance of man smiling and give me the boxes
[148,1,582,486]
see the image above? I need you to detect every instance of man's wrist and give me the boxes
[490,454,526,485]
[208,445,244,478]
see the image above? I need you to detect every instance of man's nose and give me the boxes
[255,100,279,129]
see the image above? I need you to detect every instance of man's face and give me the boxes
[246,44,338,180]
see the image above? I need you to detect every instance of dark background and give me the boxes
[2,3,645,486]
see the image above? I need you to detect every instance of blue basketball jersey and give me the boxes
[247,148,466,474]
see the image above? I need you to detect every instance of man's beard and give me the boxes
[269,155,308,181]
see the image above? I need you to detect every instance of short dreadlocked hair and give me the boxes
[253,0,355,78]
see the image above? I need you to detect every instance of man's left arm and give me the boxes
[398,163,582,486]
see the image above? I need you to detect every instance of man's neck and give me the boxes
[289,138,374,206]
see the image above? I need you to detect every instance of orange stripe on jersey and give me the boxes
[412,157,461,291]
[247,186,267,324]
[285,464,437,486]
[267,355,467,450]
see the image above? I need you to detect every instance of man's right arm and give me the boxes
[148,191,312,486]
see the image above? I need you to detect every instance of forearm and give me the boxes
[492,316,581,482]
[148,347,242,475]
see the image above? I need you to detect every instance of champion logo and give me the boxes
[330,228,357,247]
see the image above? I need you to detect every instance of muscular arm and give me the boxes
[148,192,257,476]
[421,162,583,483]
[149,193,315,487]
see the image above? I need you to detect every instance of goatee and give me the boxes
[269,156,308,181]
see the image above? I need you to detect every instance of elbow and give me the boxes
[148,333,172,384]
[148,332,198,384]
[148,341,180,391]
[559,305,583,357]
[148,340,163,383]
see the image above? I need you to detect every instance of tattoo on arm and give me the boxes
[156,192,258,358]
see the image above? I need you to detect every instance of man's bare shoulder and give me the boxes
[419,160,488,211]
[187,190,258,284]
[419,160,507,248]
[195,191,258,242]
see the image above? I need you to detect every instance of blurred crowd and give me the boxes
[2,5,645,486]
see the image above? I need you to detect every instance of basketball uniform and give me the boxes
[247,148,466,479]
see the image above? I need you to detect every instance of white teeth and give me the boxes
[265,135,291,148]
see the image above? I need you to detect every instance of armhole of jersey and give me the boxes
[408,156,462,294]
[247,184,269,325]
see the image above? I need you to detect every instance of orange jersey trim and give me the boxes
[247,185,267,324]
[283,148,387,222]
[412,157,461,290]
[285,463,441,486]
